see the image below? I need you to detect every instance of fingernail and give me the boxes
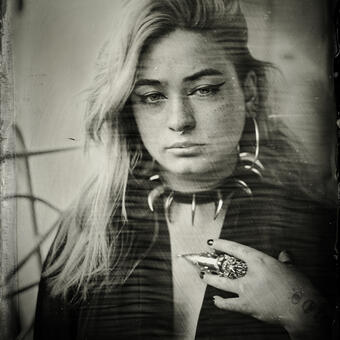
[207,239,214,246]
[278,249,294,265]
[199,271,205,279]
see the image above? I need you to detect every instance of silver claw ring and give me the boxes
[180,251,248,279]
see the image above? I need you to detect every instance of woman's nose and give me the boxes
[167,95,196,133]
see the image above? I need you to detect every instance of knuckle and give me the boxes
[240,301,250,313]
[217,277,227,287]
[258,256,267,265]
[240,247,252,258]
[238,280,246,294]
[254,255,271,267]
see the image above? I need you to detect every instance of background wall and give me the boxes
[7,0,336,339]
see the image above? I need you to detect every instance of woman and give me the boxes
[34,0,335,339]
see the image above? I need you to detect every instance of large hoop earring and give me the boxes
[239,117,264,176]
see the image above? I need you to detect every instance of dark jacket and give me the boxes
[34,176,336,339]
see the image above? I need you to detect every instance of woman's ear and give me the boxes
[243,71,258,118]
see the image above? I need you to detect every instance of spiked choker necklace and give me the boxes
[147,175,253,226]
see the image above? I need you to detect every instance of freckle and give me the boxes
[302,300,316,313]
[291,292,303,304]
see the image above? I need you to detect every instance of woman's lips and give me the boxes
[165,142,205,156]
[167,141,205,148]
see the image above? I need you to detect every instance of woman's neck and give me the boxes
[160,155,237,193]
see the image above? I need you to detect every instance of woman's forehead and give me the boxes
[136,29,235,83]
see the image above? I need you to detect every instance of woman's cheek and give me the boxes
[203,102,245,141]
[134,113,161,143]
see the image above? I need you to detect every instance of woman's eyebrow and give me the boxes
[134,68,223,88]
[134,79,161,87]
[183,68,223,82]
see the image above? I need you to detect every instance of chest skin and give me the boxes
[168,201,227,339]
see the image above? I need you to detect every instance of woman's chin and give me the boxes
[161,158,213,177]
[158,154,237,185]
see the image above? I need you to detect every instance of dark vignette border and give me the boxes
[334,0,340,339]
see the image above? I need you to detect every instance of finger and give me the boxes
[202,272,241,294]
[213,295,248,314]
[208,238,264,260]
[278,250,294,265]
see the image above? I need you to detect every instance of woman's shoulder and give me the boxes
[242,176,336,232]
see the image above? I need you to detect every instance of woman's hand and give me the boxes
[201,239,331,340]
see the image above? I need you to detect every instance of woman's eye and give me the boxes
[141,92,166,104]
[196,87,214,96]
[190,82,225,97]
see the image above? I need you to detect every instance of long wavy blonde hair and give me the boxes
[44,0,307,300]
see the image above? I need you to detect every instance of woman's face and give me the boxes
[131,30,247,178]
